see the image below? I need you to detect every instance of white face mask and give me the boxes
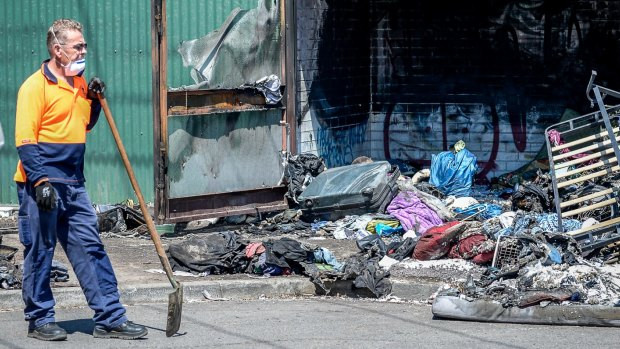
[61,57,86,76]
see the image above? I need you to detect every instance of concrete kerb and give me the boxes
[0,277,443,311]
[390,279,444,301]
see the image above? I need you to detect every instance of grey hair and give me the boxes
[46,18,83,55]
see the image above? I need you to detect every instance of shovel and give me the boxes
[98,93,183,337]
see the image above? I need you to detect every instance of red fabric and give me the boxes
[413,221,461,261]
[472,251,494,264]
[448,234,494,264]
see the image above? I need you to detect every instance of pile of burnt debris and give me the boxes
[0,234,70,290]
[84,76,620,310]
[149,136,620,308]
[0,234,20,290]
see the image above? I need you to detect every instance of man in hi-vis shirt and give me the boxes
[14,18,147,341]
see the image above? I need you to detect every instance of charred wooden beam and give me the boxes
[167,88,283,116]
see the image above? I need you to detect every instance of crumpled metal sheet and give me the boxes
[176,0,281,90]
[0,120,5,149]
[167,110,284,198]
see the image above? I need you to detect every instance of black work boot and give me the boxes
[93,321,148,339]
[27,322,67,341]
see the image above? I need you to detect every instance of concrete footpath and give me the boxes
[0,232,465,310]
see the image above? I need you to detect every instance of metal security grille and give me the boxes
[546,71,620,253]
[492,236,521,270]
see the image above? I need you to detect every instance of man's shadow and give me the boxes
[56,319,94,335]
[56,319,174,337]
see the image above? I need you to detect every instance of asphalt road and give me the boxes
[0,298,619,349]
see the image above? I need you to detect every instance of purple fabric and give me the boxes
[386,191,443,234]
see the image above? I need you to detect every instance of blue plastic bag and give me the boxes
[430,149,478,197]
[544,243,562,265]
[375,223,405,237]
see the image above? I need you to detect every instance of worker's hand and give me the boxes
[35,181,57,211]
[87,77,106,99]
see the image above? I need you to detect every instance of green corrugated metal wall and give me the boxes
[0,0,258,204]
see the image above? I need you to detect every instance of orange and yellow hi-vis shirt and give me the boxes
[14,60,101,185]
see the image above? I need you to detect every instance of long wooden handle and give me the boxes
[98,94,179,289]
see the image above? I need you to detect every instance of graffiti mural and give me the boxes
[298,0,620,178]
[382,102,561,178]
[316,123,368,168]
[371,0,620,178]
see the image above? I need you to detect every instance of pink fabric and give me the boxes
[547,129,594,164]
[245,242,266,258]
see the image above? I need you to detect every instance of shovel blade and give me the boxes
[165,284,183,337]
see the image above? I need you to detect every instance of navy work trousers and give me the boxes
[17,182,127,329]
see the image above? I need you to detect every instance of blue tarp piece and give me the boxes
[453,203,503,220]
[430,149,478,197]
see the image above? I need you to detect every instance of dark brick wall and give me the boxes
[297,0,372,166]
[297,0,620,176]
[369,0,620,178]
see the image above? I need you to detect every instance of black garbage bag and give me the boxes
[97,205,146,234]
[262,237,312,270]
[284,153,326,204]
[512,183,551,213]
[356,235,387,257]
[167,232,248,275]
[387,237,418,261]
[343,253,392,298]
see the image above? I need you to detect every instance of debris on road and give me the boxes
[0,241,69,288]
[0,242,19,289]
[152,78,620,310]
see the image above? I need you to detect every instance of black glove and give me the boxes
[35,181,57,211]
[87,77,106,99]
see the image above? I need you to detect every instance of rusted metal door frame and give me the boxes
[151,0,297,224]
